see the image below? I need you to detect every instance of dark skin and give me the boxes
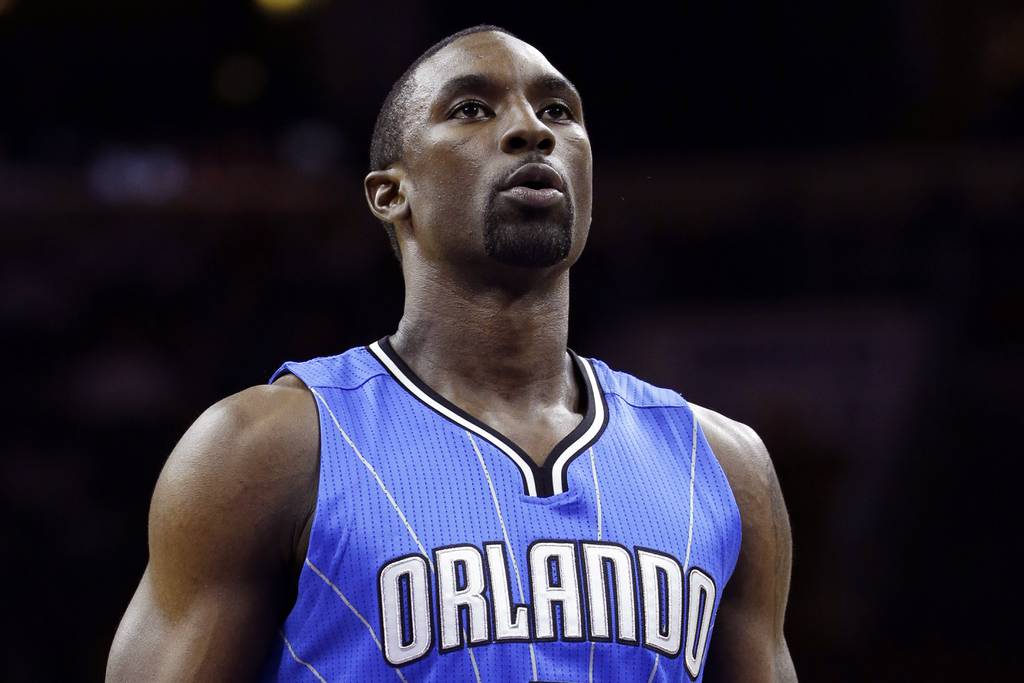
[107,31,796,681]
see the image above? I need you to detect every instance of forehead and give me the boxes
[411,31,568,104]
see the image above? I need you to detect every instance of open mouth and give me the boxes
[520,180,553,190]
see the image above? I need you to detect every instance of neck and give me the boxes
[389,259,574,410]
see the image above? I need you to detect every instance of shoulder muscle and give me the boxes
[148,381,318,607]
[691,404,783,536]
[107,379,318,681]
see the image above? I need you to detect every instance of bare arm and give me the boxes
[106,377,318,682]
[694,405,797,683]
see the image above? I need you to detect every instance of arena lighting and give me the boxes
[253,0,313,15]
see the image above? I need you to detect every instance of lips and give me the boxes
[499,163,566,208]
[501,163,565,193]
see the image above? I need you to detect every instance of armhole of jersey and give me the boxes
[690,404,744,586]
[270,364,329,568]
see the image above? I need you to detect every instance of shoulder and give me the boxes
[587,355,782,514]
[108,376,321,678]
[155,374,317,504]
[585,357,686,409]
[689,403,791,589]
[689,402,775,500]
[689,402,787,539]
[148,374,319,598]
[273,343,388,391]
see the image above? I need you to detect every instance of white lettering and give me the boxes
[684,567,717,677]
[380,555,432,665]
[637,548,684,656]
[434,545,490,650]
[485,543,531,641]
[582,542,638,643]
[529,541,583,640]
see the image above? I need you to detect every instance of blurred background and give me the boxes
[1,0,1021,680]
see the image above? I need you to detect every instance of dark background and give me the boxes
[1,0,1020,680]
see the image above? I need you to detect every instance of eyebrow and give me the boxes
[432,72,583,110]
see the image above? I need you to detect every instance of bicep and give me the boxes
[107,565,279,682]
[107,387,315,681]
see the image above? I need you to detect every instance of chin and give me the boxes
[483,203,575,268]
[484,223,572,267]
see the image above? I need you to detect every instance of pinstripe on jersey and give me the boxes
[259,337,742,682]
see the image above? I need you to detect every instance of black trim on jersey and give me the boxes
[367,335,608,498]
[552,381,609,496]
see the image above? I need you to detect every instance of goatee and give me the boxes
[482,192,574,267]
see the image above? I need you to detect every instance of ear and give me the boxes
[364,168,411,225]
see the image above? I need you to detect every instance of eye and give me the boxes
[450,101,491,120]
[541,103,574,122]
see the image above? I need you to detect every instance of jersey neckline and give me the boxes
[366,335,609,498]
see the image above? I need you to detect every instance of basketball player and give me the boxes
[107,25,796,682]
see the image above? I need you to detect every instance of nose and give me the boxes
[499,100,555,155]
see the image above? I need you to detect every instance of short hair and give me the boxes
[369,24,520,262]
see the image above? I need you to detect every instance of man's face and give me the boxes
[396,32,593,271]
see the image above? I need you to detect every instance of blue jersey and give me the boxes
[259,336,742,682]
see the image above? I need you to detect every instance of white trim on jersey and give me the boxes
[367,339,607,497]
[549,360,607,495]
[369,339,540,495]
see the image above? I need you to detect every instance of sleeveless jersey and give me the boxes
[259,336,742,682]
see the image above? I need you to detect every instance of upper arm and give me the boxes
[106,381,318,682]
[694,406,797,683]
